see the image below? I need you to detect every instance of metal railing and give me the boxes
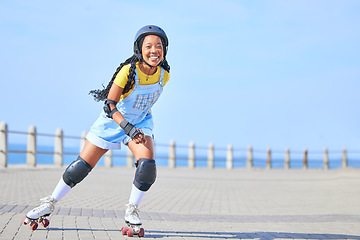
[0,122,359,169]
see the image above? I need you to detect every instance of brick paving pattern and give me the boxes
[0,165,359,239]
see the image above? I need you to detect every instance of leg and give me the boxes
[24,141,107,227]
[54,140,107,198]
[128,136,156,193]
[127,136,154,160]
[25,141,107,222]
[125,136,156,225]
[80,140,109,168]
[26,140,107,221]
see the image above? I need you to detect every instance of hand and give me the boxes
[120,119,146,144]
[132,129,146,144]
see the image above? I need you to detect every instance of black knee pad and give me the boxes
[62,156,92,188]
[133,158,157,191]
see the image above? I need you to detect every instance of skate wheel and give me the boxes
[30,221,38,230]
[127,227,134,237]
[121,226,128,235]
[41,218,50,228]
[22,216,30,225]
[139,228,145,237]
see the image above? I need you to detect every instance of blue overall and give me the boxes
[86,67,165,150]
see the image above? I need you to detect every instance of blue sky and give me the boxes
[1,0,359,152]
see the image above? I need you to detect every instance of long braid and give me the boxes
[89,54,170,102]
[160,59,170,72]
[123,61,137,94]
[89,55,139,101]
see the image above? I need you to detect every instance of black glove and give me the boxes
[119,119,142,139]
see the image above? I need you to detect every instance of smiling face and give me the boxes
[141,35,164,67]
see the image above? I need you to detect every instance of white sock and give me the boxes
[128,184,146,205]
[51,177,71,201]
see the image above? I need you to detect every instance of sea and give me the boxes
[6,143,360,169]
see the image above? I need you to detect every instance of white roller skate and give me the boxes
[121,204,145,237]
[22,195,57,230]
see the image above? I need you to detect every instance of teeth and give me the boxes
[149,57,158,60]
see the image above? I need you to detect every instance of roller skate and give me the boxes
[22,195,57,230]
[121,204,145,237]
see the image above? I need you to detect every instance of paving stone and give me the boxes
[0,166,360,239]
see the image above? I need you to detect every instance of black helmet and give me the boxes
[133,25,168,61]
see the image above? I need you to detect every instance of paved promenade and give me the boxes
[0,165,359,240]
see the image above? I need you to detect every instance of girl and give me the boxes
[23,25,170,234]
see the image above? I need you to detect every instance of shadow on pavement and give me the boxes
[42,228,360,239]
[147,231,360,239]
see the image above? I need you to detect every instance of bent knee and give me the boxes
[133,158,156,191]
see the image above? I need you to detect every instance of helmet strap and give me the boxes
[142,57,157,69]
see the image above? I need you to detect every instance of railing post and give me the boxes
[342,148,347,168]
[226,144,233,169]
[0,122,8,168]
[324,148,329,170]
[208,143,214,169]
[127,148,134,168]
[104,150,113,167]
[266,148,271,169]
[284,148,290,169]
[54,128,64,167]
[303,148,308,169]
[169,140,176,168]
[26,125,37,167]
[80,131,87,152]
[188,141,195,169]
[246,145,253,169]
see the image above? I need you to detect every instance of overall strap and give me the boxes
[134,67,165,87]
[134,68,140,87]
[159,67,165,87]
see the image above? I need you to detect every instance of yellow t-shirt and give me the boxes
[114,61,170,100]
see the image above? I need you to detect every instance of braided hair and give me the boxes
[89,55,170,102]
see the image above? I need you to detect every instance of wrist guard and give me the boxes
[104,99,119,118]
[120,119,141,139]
